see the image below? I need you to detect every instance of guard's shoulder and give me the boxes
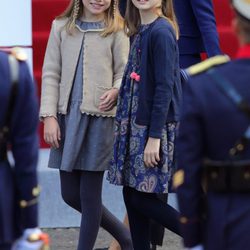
[0,47,27,61]
[10,47,28,61]
[186,55,230,77]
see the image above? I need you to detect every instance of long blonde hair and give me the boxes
[57,0,124,36]
[125,0,179,38]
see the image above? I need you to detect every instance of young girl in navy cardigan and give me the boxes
[108,0,182,248]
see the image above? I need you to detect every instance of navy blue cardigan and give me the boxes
[134,18,182,138]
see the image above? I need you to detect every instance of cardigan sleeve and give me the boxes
[112,30,129,89]
[149,26,176,138]
[39,19,62,119]
[190,0,221,57]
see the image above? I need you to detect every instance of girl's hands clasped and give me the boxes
[144,137,161,167]
[43,116,61,149]
[99,88,119,112]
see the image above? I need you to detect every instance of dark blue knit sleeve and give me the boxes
[149,25,176,138]
[190,0,221,57]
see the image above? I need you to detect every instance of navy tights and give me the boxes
[60,170,133,250]
[123,186,181,250]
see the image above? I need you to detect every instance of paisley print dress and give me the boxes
[107,24,178,193]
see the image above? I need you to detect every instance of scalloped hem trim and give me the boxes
[56,110,116,118]
[81,111,115,118]
[39,113,57,121]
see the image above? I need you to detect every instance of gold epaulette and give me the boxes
[11,47,28,61]
[186,55,230,76]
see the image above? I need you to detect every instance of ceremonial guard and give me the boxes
[174,1,250,249]
[0,48,49,250]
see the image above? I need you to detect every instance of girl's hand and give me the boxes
[99,88,119,112]
[144,137,161,167]
[43,117,61,149]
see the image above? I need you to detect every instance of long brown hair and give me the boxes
[125,0,179,38]
[57,0,124,36]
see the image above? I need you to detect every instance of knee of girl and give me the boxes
[61,191,78,209]
[80,192,101,207]
[122,186,130,204]
[123,186,137,207]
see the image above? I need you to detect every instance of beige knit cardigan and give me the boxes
[39,18,129,118]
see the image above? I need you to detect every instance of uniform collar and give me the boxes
[236,44,250,59]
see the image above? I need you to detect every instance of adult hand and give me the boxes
[99,88,119,112]
[144,137,161,167]
[43,116,61,148]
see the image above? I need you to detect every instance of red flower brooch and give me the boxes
[130,72,140,82]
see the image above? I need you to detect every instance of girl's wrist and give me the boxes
[148,137,160,142]
[44,116,57,121]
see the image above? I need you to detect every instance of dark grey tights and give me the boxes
[123,186,181,250]
[60,170,133,250]
[0,244,11,250]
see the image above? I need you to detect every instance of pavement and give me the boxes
[44,227,182,250]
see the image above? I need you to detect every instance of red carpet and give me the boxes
[32,0,239,148]
[32,0,68,147]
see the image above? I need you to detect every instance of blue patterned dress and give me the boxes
[107,24,178,194]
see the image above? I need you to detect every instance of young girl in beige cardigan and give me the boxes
[39,0,132,249]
